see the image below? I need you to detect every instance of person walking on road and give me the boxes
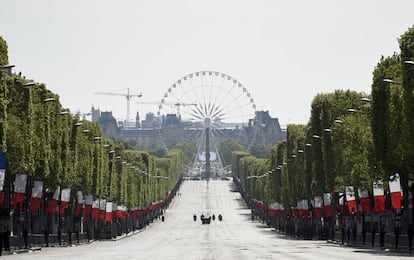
[0,228,3,256]
[371,223,377,247]
[361,225,366,245]
[379,225,386,248]
[408,224,413,251]
[44,228,49,247]
[394,225,401,249]
[22,225,28,249]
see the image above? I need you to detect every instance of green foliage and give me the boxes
[172,141,196,166]
[218,138,244,166]
[1,70,184,210]
[0,36,8,66]
[249,143,271,158]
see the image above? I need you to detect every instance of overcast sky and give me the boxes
[1,0,413,126]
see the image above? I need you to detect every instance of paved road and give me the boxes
[4,180,410,259]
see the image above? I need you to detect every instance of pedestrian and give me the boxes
[44,228,49,247]
[371,223,377,247]
[68,229,72,245]
[86,227,90,242]
[346,227,351,245]
[57,229,62,245]
[4,226,10,251]
[22,225,28,249]
[361,225,366,245]
[394,225,401,249]
[379,225,386,248]
[0,228,3,256]
[352,223,357,244]
[76,228,80,244]
[408,224,413,251]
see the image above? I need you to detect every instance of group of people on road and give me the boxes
[193,213,223,223]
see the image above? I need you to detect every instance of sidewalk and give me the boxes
[327,238,414,256]
[0,219,154,256]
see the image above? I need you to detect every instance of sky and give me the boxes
[1,0,413,126]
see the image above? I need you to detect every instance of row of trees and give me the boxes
[0,36,183,223]
[232,26,414,216]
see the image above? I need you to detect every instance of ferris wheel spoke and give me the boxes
[215,81,239,109]
[219,101,255,118]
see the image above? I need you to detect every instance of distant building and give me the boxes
[91,105,100,123]
[98,111,119,137]
[92,106,285,148]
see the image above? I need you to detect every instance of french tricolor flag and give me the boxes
[105,201,113,222]
[0,153,6,206]
[99,199,106,220]
[389,173,402,209]
[338,192,345,214]
[358,188,371,212]
[112,202,117,220]
[373,181,385,213]
[301,198,309,218]
[346,185,358,214]
[60,188,71,215]
[12,174,27,209]
[92,199,100,219]
[29,180,43,214]
[313,196,323,218]
[47,187,60,214]
[83,195,93,217]
[74,190,83,216]
[323,192,332,217]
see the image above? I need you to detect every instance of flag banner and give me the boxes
[292,207,299,217]
[112,202,117,220]
[346,185,358,214]
[60,188,71,215]
[0,152,6,205]
[130,206,138,218]
[297,201,303,217]
[116,205,123,219]
[389,173,402,210]
[29,180,43,214]
[99,199,106,220]
[105,201,113,222]
[268,202,279,216]
[92,199,100,219]
[117,205,127,219]
[314,196,323,218]
[323,192,333,217]
[12,174,27,209]
[358,188,371,212]
[338,192,345,214]
[373,181,385,213]
[84,195,93,217]
[74,190,83,216]
[301,198,309,218]
[47,187,60,214]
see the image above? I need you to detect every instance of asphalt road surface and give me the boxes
[4,180,410,259]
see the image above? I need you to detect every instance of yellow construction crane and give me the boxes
[95,88,142,122]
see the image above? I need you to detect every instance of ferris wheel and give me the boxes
[157,71,257,176]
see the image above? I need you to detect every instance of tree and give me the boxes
[218,138,244,166]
